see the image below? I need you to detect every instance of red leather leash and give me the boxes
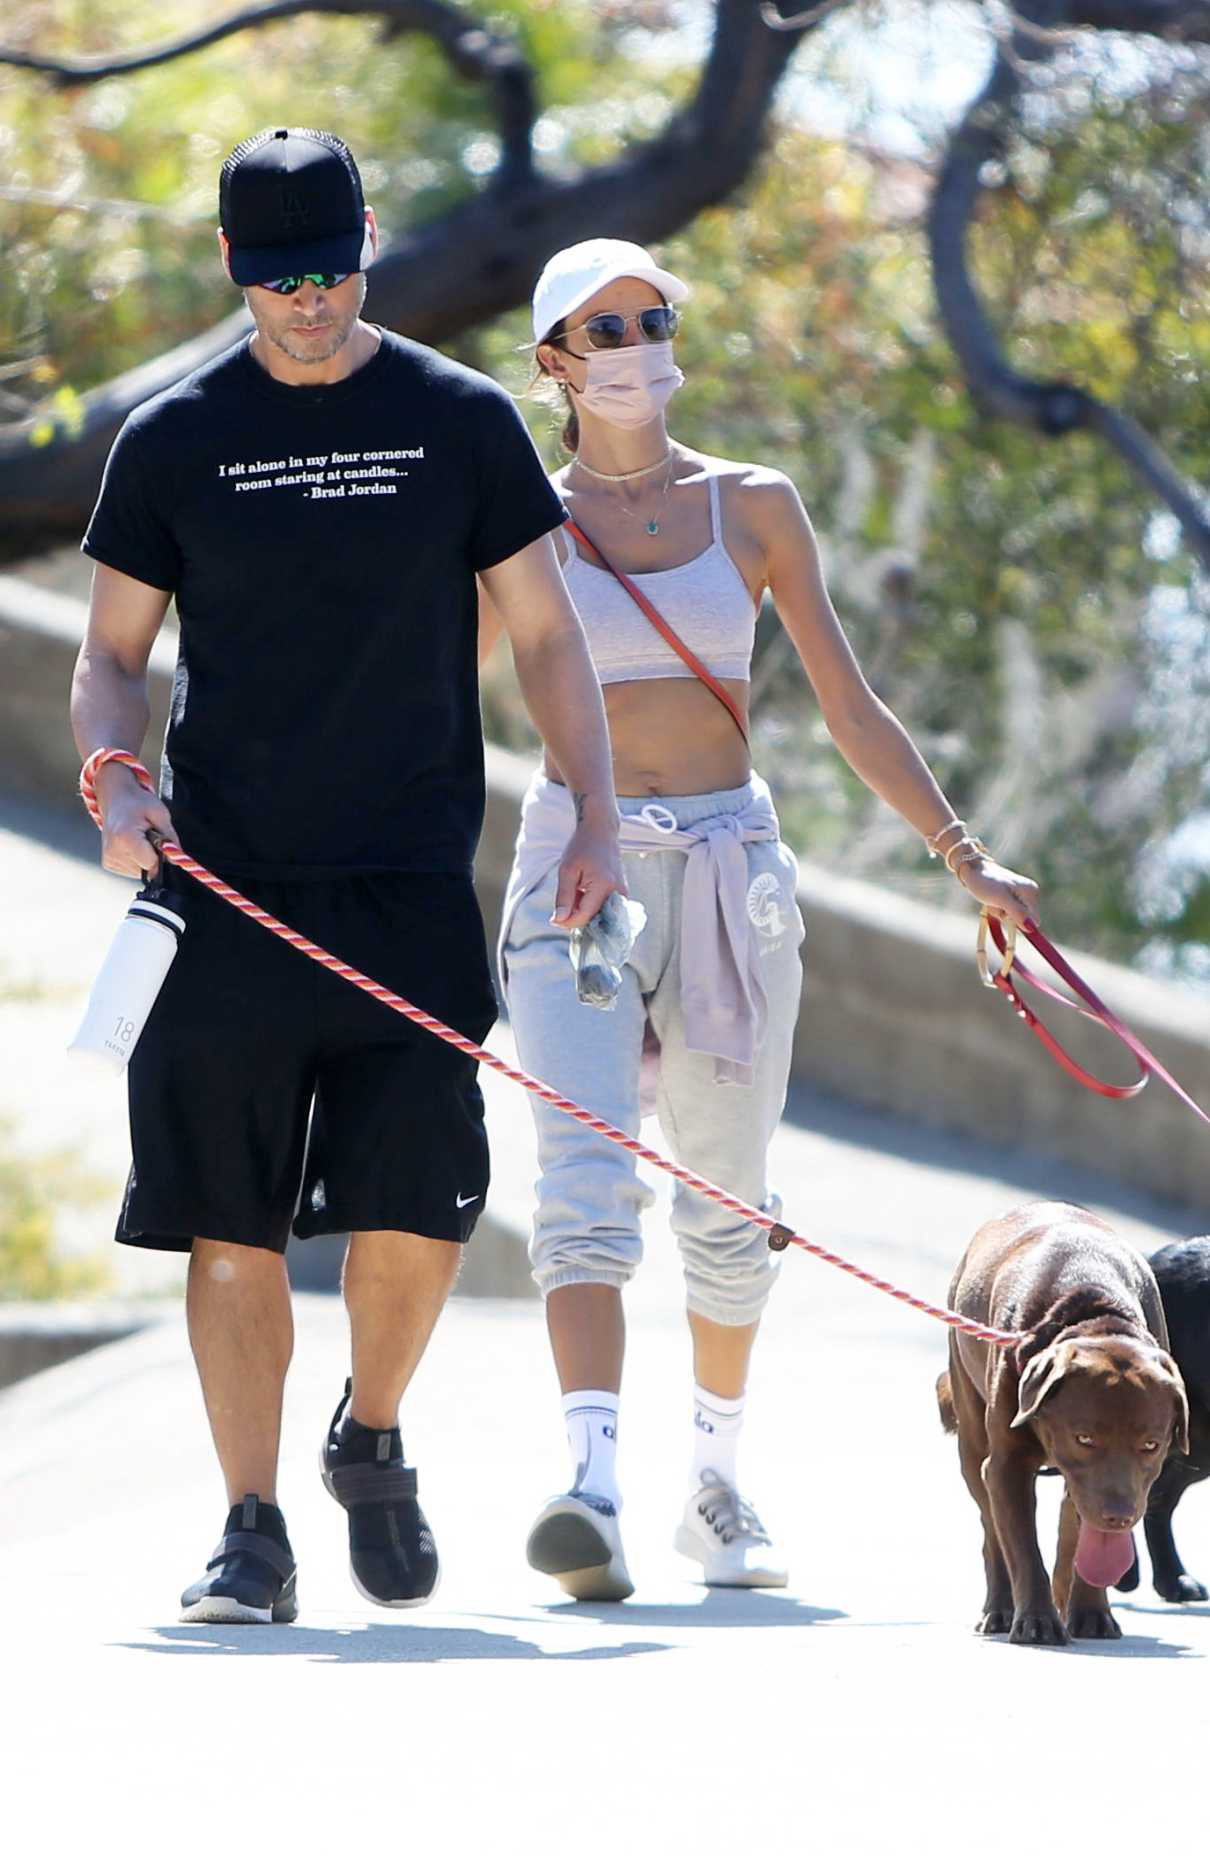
[563,517,750,746]
[984,914,1210,1126]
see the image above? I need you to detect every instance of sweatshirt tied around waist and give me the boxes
[499,771,784,1087]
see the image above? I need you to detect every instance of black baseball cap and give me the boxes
[219,127,370,286]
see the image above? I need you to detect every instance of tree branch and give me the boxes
[1057,0,1210,39]
[929,0,1210,570]
[0,0,537,181]
[760,0,852,30]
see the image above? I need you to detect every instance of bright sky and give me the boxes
[779,1,992,155]
[667,0,993,157]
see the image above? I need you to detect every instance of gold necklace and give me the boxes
[614,456,675,536]
[572,449,672,484]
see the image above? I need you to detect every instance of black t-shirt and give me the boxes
[83,329,565,877]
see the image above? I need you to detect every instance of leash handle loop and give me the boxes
[985,913,1210,1125]
[80,746,160,826]
[975,910,1016,988]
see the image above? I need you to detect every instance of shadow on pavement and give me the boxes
[1113,1598,1210,1623]
[782,1077,1202,1242]
[977,1630,1197,1660]
[518,1590,846,1627]
[114,1623,670,1663]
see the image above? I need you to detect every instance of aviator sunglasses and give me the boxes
[258,271,353,295]
[551,305,680,351]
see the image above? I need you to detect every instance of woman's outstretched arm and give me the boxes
[750,470,1040,930]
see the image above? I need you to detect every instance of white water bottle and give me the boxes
[68,898,186,1075]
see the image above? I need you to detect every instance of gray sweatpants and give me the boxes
[501,782,805,1325]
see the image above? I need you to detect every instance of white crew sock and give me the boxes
[691,1383,746,1490]
[562,1390,621,1509]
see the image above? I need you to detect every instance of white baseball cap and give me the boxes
[531,237,690,345]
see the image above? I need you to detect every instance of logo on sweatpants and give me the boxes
[747,871,787,940]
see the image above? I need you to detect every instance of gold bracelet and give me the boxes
[943,835,978,874]
[952,841,992,888]
[925,818,966,859]
[941,834,990,873]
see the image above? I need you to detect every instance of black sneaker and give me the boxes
[179,1494,298,1624]
[320,1380,439,1608]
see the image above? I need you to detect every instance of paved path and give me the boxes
[4,803,1210,1849]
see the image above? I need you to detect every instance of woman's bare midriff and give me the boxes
[543,675,752,797]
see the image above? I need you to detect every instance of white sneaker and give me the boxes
[675,1473,788,1587]
[526,1491,634,1601]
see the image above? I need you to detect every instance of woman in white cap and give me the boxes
[482,237,1040,1601]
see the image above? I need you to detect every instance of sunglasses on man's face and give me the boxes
[555,305,680,351]
[258,271,353,296]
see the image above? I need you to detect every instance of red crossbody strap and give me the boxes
[563,518,750,746]
[987,915,1210,1126]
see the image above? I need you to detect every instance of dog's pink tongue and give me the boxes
[1075,1523,1135,1588]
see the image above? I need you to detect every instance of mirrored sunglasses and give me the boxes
[258,271,353,296]
[556,305,680,351]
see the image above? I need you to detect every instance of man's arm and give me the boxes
[479,532,623,929]
[71,562,177,878]
[477,581,505,671]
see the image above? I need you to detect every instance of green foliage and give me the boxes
[0,949,113,1298]
[0,1117,111,1301]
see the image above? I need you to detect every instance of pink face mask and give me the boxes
[570,342,684,428]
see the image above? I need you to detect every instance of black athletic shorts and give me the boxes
[117,866,498,1254]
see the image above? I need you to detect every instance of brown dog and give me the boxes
[938,1201,1189,1646]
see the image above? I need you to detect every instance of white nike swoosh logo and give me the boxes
[455,1192,479,1208]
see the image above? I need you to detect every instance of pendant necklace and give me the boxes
[571,450,675,535]
[621,456,675,536]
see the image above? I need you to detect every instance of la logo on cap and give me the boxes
[280,187,310,229]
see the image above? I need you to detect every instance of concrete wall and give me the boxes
[0,576,176,809]
[0,1304,161,1392]
[6,572,1210,1210]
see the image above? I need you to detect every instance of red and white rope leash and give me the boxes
[81,748,1020,1348]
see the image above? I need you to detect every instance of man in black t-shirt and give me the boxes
[72,128,622,1624]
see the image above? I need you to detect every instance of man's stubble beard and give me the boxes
[250,274,368,366]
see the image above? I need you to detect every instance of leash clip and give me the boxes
[976,909,1016,989]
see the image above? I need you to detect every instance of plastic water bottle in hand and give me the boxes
[568,892,647,1010]
[68,897,185,1074]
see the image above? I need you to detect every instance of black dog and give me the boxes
[1116,1237,1210,1603]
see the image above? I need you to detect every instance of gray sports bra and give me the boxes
[558,468,757,686]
